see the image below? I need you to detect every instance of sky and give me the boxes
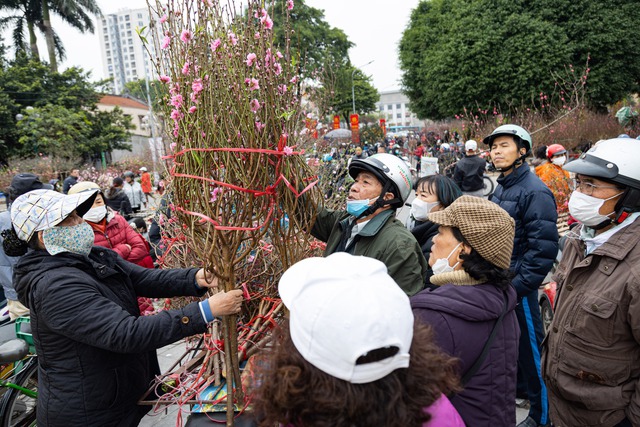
[2,0,419,93]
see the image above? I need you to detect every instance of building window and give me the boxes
[127,30,132,37]
[138,13,143,18]
[102,19,107,26]
[396,103,401,109]
[119,16,123,22]
[379,105,384,111]
[129,46,134,52]
[107,58,112,64]
[396,113,401,118]
[120,24,124,29]
[387,104,392,110]
[124,55,129,60]
[139,21,143,26]
[126,71,130,76]
[104,35,108,41]
[125,15,130,21]
[126,22,131,29]
[106,51,111,57]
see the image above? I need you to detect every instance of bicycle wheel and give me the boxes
[0,356,37,427]
[482,176,495,197]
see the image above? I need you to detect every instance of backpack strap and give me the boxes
[461,290,507,386]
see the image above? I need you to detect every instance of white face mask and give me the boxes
[568,190,622,227]
[551,155,566,166]
[431,243,462,275]
[83,206,107,223]
[410,198,440,222]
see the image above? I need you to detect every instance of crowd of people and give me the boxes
[1,126,640,427]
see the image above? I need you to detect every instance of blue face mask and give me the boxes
[346,199,374,217]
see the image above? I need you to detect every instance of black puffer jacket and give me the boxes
[490,165,559,297]
[14,247,208,427]
[410,220,439,285]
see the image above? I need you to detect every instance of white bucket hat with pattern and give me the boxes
[11,189,98,242]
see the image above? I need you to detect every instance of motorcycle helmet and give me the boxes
[564,138,640,223]
[546,144,567,160]
[482,124,532,154]
[349,153,412,208]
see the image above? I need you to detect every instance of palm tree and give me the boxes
[0,0,101,71]
[41,0,102,72]
[0,0,42,60]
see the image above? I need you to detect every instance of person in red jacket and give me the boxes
[140,167,153,200]
[69,182,151,265]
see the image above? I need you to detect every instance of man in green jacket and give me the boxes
[310,153,427,296]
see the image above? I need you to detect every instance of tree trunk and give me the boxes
[42,1,57,72]
[27,21,40,60]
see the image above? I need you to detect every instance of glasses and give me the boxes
[572,179,619,196]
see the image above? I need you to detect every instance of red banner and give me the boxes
[350,114,360,144]
[332,115,341,130]
[379,118,386,136]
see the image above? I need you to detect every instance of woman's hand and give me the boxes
[208,290,244,316]
[195,268,218,289]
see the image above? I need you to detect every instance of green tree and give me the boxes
[16,104,90,157]
[0,56,132,161]
[399,0,639,120]
[0,0,101,71]
[329,66,379,127]
[124,78,168,111]
[270,0,353,80]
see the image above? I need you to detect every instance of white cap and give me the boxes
[465,140,478,151]
[278,252,413,384]
[139,167,148,172]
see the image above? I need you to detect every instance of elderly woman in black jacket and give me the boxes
[7,189,243,427]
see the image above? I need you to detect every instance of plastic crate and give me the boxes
[15,316,33,346]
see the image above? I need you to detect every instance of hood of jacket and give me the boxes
[105,187,125,200]
[410,283,516,323]
[14,248,121,309]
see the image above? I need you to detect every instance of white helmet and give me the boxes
[349,153,412,206]
[565,138,640,216]
[483,124,532,153]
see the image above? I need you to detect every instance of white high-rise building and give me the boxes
[97,8,158,94]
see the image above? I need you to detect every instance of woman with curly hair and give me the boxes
[411,196,519,426]
[250,252,463,427]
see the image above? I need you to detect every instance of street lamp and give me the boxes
[352,60,374,115]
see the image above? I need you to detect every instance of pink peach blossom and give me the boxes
[245,78,260,91]
[283,146,294,156]
[180,29,193,43]
[228,32,238,45]
[159,14,168,24]
[210,38,221,52]
[287,0,294,10]
[182,61,191,75]
[189,106,197,113]
[159,75,171,83]
[246,53,257,67]
[250,99,261,112]
[161,36,171,49]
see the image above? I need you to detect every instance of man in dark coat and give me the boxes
[62,169,79,194]
[484,125,558,427]
[453,140,487,197]
[10,189,243,426]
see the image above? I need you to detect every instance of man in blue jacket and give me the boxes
[484,125,558,427]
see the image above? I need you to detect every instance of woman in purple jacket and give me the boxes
[411,195,520,427]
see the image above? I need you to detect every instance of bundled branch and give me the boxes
[141,0,320,424]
